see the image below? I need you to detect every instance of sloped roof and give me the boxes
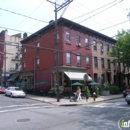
[21,17,116,43]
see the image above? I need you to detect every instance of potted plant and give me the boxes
[101,82,110,96]
[85,86,90,99]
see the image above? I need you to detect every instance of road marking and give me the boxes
[0,103,45,109]
[88,102,130,110]
[0,105,57,113]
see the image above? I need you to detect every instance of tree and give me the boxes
[108,30,130,67]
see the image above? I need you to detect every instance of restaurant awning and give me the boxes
[64,71,92,81]
[8,74,19,82]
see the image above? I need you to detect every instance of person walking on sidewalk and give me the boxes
[76,86,82,101]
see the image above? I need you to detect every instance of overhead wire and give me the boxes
[71,0,118,20]
[10,0,46,34]
[79,0,123,23]
[0,7,48,23]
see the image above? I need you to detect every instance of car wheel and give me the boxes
[10,93,13,98]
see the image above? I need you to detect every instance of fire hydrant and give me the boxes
[93,92,96,101]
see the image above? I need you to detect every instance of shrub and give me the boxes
[110,85,120,94]
[85,86,90,98]
[103,82,110,90]
[94,85,99,97]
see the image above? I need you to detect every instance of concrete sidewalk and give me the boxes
[26,94,123,106]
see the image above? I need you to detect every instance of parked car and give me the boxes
[0,86,5,94]
[125,94,130,105]
[123,87,130,97]
[5,87,26,98]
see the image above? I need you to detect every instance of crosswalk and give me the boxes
[0,103,57,113]
[87,102,130,109]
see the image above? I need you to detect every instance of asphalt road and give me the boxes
[0,94,130,130]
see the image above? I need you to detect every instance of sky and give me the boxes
[0,0,130,39]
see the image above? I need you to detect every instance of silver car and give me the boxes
[125,94,130,105]
[5,87,26,98]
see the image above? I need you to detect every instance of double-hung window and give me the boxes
[85,38,89,48]
[93,40,97,50]
[106,44,109,51]
[94,57,98,68]
[77,53,81,66]
[76,35,81,46]
[36,42,40,52]
[100,42,103,53]
[66,32,70,43]
[66,52,71,64]
[36,58,40,69]
[23,48,26,57]
[107,59,111,69]
[101,58,104,68]
[86,56,90,67]
[23,62,26,71]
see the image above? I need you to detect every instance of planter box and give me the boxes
[100,90,110,96]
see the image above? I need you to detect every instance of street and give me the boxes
[0,94,130,130]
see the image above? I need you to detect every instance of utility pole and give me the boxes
[4,42,6,87]
[46,0,73,102]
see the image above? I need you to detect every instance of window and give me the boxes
[100,42,103,53]
[77,53,81,66]
[66,32,70,43]
[94,73,98,82]
[107,59,111,69]
[93,40,97,50]
[36,42,40,52]
[23,62,26,71]
[85,38,89,48]
[101,58,104,68]
[66,52,71,64]
[23,48,26,57]
[101,74,105,84]
[76,35,80,45]
[94,57,98,68]
[15,63,18,69]
[86,56,90,67]
[106,44,109,51]
[36,58,39,69]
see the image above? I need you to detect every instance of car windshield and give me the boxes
[11,88,22,91]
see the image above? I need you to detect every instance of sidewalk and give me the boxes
[26,94,123,106]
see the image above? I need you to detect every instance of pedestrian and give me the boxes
[76,86,82,101]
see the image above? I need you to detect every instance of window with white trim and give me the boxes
[36,42,40,52]
[85,38,89,48]
[86,56,90,67]
[77,53,81,66]
[66,52,71,64]
[36,58,40,69]
[66,32,70,43]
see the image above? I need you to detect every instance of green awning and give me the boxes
[8,74,19,82]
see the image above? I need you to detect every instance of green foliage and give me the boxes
[108,30,130,67]
[110,85,120,94]
[94,86,99,97]
[49,88,56,92]
[103,82,110,90]
[85,86,90,98]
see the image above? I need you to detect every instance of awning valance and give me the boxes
[8,74,19,82]
[64,71,92,81]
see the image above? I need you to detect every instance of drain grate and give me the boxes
[17,118,30,122]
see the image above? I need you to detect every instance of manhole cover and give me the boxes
[17,118,30,122]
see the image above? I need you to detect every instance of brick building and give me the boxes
[21,18,95,91]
